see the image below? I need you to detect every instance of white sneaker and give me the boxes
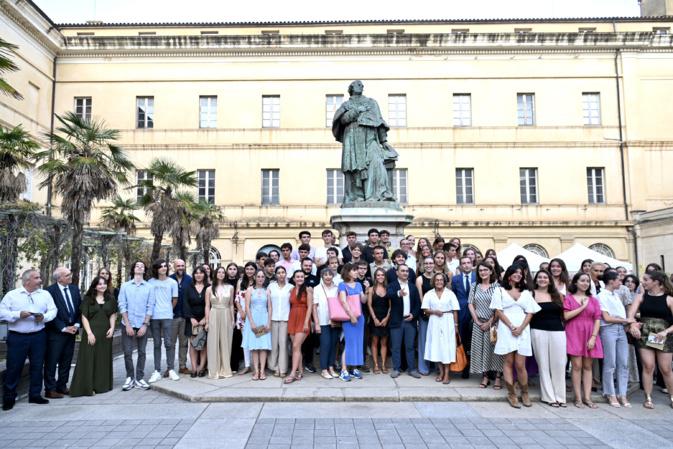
[122,377,135,391]
[148,370,162,384]
[135,379,150,390]
[168,369,180,381]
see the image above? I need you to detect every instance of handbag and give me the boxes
[191,325,207,351]
[327,285,362,321]
[489,325,498,345]
[450,334,468,373]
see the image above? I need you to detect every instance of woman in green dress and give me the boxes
[70,276,117,397]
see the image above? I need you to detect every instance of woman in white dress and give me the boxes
[422,272,460,384]
[490,264,541,408]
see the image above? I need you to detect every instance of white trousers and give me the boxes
[531,329,567,404]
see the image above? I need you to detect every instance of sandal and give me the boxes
[435,375,443,383]
[493,375,502,390]
[550,402,560,408]
[443,377,451,385]
[479,377,490,389]
[382,366,389,374]
[252,371,260,381]
[574,401,584,408]
[583,400,598,409]
[296,372,303,381]
[608,396,621,408]
[259,373,267,381]
[284,375,296,384]
[618,396,632,408]
[373,365,381,375]
[559,402,567,408]
[643,394,654,409]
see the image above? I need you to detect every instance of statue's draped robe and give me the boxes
[332,95,395,202]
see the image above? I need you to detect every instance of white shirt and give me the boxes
[0,287,57,333]
[275,259,301,276]
[597,289,627,326]
[315,246,343,265]
[314,282,338,326]
[268,282,293,321]
[406,255,417,272]
[447,259,459,275]
[399,280,410,316]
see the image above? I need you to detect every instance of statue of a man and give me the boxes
[332,80,398,204]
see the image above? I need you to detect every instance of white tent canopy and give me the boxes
[555,243,634,273]
[496,243,550,271]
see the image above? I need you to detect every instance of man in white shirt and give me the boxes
[0,269,57,410]
[315,229,343,266]
[276,242,301,274]
[400,239,417,271]
[148,259,179,383]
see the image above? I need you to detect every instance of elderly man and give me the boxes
[0,269,57,410]
[44,267,82,398]
[170,259,192,375]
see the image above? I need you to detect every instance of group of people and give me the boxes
[2,228,672,412]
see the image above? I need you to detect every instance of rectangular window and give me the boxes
[74,97,92,121]
[453,94,472,127]
[388,94,407,127]
[198,169,216,204]
[392,168,408,204]
[261,169,279,205]
[326,169,344,205]
[262,95,280,128]
[325,95,344,128]
[582,92,601,126]
[519,167,538,204]
[136,169,153,201]
[136,96,154,129]
[199,96,217,128]
[455,168,474,204]
[587,167,605,204]
[517,93,535,126]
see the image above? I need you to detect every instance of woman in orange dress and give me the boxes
[285,271,313,383]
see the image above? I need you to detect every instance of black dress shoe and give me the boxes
[190,372,197,378]
[28,396,49,405]
[2,400,15,411]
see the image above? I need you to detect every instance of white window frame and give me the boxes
[326,169,344,205]
[519,167,538,204]
[262,95,280,128]
[392,168,408,204]
[517,93,535,126]
[388,94,407,127]
[455,168,474,204]
[325,95,344,128]
[74,97,92,121]
[587,167,605,204]
[136,169,153,201]
[199,96,217,128]
[453,94,472,127]
[261,169,280,205]
[198,169,216,204]
[582,92,601,126]
[136,96,154,129]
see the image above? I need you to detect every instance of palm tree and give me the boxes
[139,159,196,262]
[192,200,223,265]
[170,191,197,262]
[0,37,23,100]
[0,125,40,203]
[101,195,139,286]
[39,112,134,286]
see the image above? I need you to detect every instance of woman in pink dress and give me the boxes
[564,272,604,409]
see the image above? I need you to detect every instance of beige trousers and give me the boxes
[531,329,567,404]
[269,321,288,374]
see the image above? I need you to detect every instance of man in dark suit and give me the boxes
[387,264,421,379]
[44,267,81,398]
[452,256,477,379]
[341,231,358,264]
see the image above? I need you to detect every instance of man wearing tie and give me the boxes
[44,267,81,398]
[0,269,57,410]
[387,264,422,379]
[452,256,477,379]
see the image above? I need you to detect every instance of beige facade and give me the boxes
[2,0,673,267]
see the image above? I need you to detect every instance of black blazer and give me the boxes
[385,266,416,285]
[46,283,82,333]
[386,279,421,329]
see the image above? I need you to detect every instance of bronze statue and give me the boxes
[332,80,399,204]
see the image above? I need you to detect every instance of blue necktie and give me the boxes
[63,287,74,322]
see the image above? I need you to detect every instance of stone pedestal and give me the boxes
[330,203,414,248]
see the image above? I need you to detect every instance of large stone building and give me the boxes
[2,0,673,269]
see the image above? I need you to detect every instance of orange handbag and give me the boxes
[450,333,468,373]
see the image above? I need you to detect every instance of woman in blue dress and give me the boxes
[243,270,272,380]
[337,263,367,381]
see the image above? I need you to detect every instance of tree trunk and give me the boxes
[70,218,84,287]
[151,232,163,262]
[116,241,123,287]
[203,239,211,266]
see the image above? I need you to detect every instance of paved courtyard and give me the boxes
[1,352,672,448]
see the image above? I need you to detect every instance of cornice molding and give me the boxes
[1,0,63,54]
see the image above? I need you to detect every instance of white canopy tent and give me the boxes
[555,243,634,273]
[496,243,550,271]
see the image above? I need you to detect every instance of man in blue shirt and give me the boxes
[170,259,192,374]
[118,260,155,391]
[148,259,179,383]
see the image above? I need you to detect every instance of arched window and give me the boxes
[208,247,221,266]
[589,243,615,258]
[258,244,281,256]
[523,243,549,258]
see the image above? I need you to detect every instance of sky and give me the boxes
[34,0,641,24]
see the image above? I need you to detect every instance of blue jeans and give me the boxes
[319,325,340,370]
[601,324,629,396]
[418,318,431,374]
[390,320,417,372]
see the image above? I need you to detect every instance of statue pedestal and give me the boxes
[330,204,414,248]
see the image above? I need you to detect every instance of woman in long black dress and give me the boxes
[184,266,209,377]
[70,276,117,397]
[367,268,391,374]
